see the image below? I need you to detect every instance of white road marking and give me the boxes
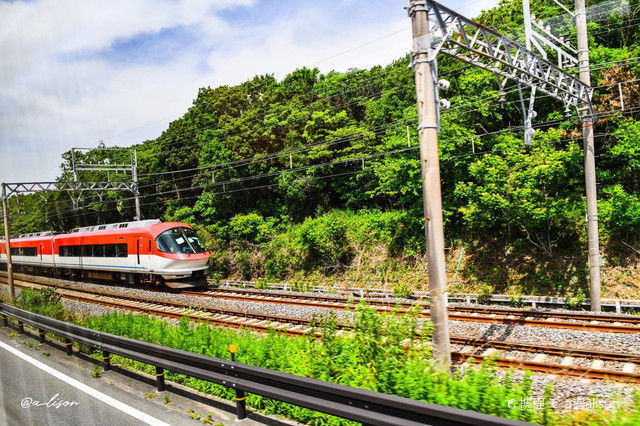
[0,340,172,426]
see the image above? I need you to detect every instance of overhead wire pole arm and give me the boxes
[2,181,135,198]
[423,0,593,117]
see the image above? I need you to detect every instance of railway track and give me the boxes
[184,287,640,334]
[2,275,640,383]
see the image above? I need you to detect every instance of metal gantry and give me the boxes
[71,145,141,220]
[2,181,134,198]
[1,178,138,299]
[408,0,597,370]
[416,0,594,144]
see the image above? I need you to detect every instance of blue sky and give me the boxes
[0,0,500,182]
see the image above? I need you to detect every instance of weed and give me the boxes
[201,413,214,424]
[509,295,525,308]
[144,392,156,399]
[567,288,586,310]
[163,395,171,405]
[42,351,50,356]
[8,332,15,338]
[14,288,66,320]
[90,365,102,378]
[392,280,412,299]
[186,409,201,420]
[255,277,271,290]
[477,284,493,305]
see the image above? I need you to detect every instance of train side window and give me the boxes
[93,245,104,257]
[115,244,127,258]
[58,246,66,257]
[82,245,92,257]
[72,246,81,257]
[104,244,116,257]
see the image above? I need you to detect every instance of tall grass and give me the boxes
[81,303,544,424]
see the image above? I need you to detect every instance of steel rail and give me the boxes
[3,276,640,384]
[188,288,640,333]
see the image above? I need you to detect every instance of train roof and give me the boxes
[71,219,161,233]
[1,220,195,241]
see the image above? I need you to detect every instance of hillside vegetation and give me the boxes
[7,0,640,298]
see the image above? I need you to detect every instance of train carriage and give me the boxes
[0,220,211,288]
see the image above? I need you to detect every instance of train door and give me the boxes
[78,236,84,271]
[137,237,152,273]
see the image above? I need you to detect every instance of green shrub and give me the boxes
[477,285,493,305]
[227,213,273,244]
[392,281,413,299]
[15,288,66,320]
[566,288,585,310]
[509,295,525,308]
[255,277,271,290]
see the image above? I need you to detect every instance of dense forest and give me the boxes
[6,0,640,297]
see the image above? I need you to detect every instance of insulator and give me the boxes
[564,106,572,119]
[439,99,451,110]
[438,79,450,90]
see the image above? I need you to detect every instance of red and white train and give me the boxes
[0,220,211,288]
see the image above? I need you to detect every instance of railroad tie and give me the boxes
[590,359,604,370]
[623,363,635,374]
[561,356,574,366]
[482,348,498,357]
[532,353,546,363]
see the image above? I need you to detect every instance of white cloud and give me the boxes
[0,0,499,183]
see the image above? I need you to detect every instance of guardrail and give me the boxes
[0,303,529,426]
[219,280,640,313]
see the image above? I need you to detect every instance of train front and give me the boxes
[150,223,211,288]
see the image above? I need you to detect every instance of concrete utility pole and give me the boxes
[575,0,601,312]
[1,184,15,299]
[408,0,451,371]
[132,150,141,221]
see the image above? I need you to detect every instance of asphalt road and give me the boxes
[0,334,191,426]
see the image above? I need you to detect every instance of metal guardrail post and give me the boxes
[229,344,247,419]
[65,338,73,355]
[38,329,45,343]
[103,351,111,371]
[2,314,8,327]
[18,321,24,334]
[235,389,247,419]
[155,366,165,391]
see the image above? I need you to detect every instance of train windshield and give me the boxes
[156,227,207,254]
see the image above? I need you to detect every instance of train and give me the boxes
[0,219,211,289]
